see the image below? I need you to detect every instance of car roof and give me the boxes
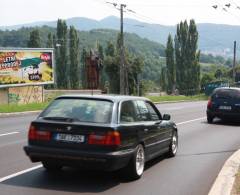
[55,94,150,103]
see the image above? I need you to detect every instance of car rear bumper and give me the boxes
[207,110,240,119]
[24,145,134,171]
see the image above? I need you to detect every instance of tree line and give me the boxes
[27,19,145,94]
[165,19,200,95]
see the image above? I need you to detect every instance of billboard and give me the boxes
[0,48,54,88]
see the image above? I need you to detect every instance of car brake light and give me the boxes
[207,98,212,109]
[28,124,51,141]
[88,131,121,146]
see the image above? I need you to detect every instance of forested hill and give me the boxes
[1,16,240,57]
[0,26,166,83]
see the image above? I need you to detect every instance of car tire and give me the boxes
[207,115,214,124]
[167,130,178,157]
[124,144,145,180]
[42,161,62,172]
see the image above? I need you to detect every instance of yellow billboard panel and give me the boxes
[0,48,54,88]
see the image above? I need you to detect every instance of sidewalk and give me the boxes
[208,149,240,195]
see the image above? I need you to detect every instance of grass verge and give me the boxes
[147,94,208,103]
[0,102,49,113]
[0,94,208,113]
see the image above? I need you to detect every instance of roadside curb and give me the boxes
[0,110,41,118]
[208,149,240,195]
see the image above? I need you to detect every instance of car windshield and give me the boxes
[214,89,240,99]
[40,98,113,124]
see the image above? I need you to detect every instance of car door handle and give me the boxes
[144,128,149,132]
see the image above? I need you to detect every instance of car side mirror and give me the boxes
[163,114,171,121]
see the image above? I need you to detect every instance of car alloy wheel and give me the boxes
[136,145,145,176]
[171,133,178,155]
[168,131,178,157]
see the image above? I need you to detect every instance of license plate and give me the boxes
[219,106,232,110]
[54,133,84,143]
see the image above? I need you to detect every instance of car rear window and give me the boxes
[213,89,240,99]
[41,98,113,123]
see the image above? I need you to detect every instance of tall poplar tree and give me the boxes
[175,19,200,95]
[69,26,80,89]
[165,34,175,94]
[56,19,68,89]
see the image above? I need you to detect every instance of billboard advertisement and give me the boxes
[0,48,54,88]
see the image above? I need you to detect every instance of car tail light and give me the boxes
[28,124,51,141]
[207,98,212,109]
[88,131,121,146]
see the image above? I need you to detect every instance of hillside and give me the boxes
[0,27,165,83]
[1,16,240,57]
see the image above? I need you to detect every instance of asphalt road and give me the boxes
[0,101,240,195]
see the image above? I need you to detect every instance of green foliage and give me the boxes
[69,26,80,89]
[27,29,41,48]
[200,73,215,88]
[160,67,167,91]
[46,33,53,48]
[104,41,120,93]
[80,48,87,88]
[140,80,156,96]
[165,34,176,94]
[56,19,68,89]
[174,19,200,95]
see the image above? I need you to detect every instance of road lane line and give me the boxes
[0,132,19,137]
[0,165,42,183]
[176,117,206,126]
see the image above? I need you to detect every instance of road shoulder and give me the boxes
[0,110,41,118]
[208,149,240,195]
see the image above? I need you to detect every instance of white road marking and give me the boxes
[162,106,184,111]
[0,117,207,182]
[176,117,206,126]
[0,165,42,183]
[0,132,19,137]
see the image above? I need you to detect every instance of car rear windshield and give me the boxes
[40,98,113,123]
[213,89,240,99]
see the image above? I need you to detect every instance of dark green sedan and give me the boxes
[24,95,178,180]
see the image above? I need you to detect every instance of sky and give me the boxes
[1,0,240,26]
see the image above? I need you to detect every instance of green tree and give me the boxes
[27,29,41,48]
[165,34,175,94]
[160,67,167,92]
[175,19,200,95]
[214,69,223,80]
[69,26,80,89]
[104,41,120,93]
[46,33,53,48]
[128,56,144,95]
[201,73,214,89]
[81,48,87,88]
[56,19,68,89]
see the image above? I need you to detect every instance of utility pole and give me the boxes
[233,41,236,83]
[106,2,129,95]
[120,4,127,95]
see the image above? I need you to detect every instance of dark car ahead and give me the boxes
[24,95,178,180]
[207,87,240,123]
